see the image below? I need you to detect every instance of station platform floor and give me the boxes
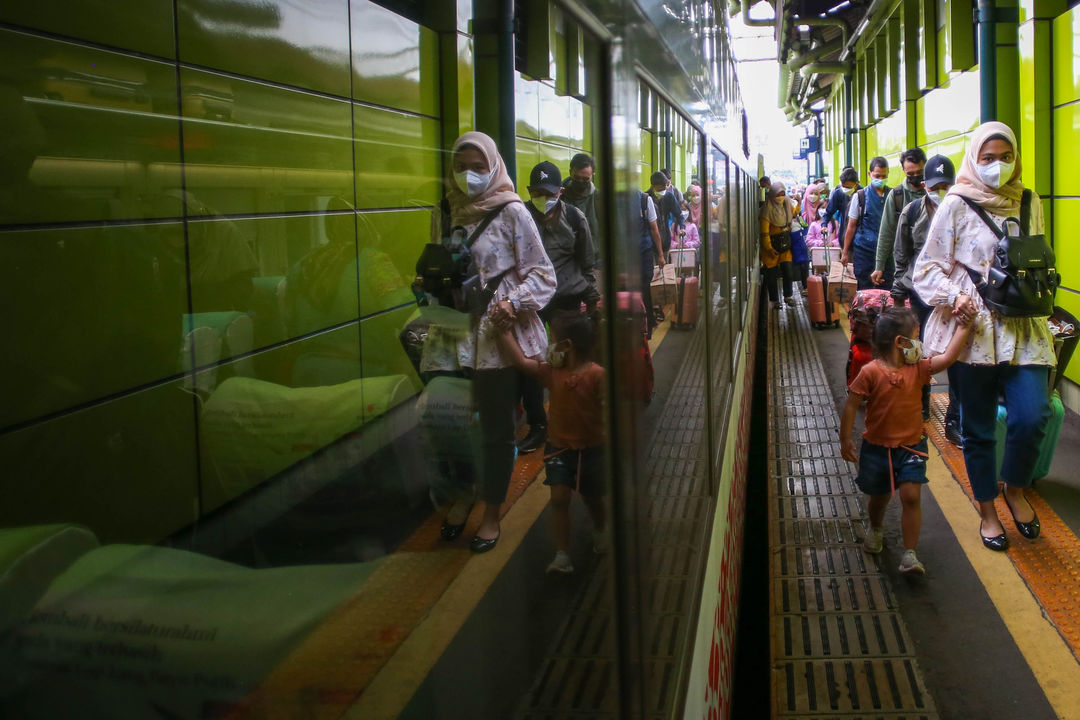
[770,297,1080,720]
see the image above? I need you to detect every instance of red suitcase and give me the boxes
[673,275,699,329]
[808,274,838,329]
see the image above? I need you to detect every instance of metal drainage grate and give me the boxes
[518,322,712,719]
[767,304,939,719]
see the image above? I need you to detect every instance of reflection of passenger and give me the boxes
[496,313,606,574]
[181,191,257,311]
[445,132,555,553]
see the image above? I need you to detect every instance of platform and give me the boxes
[769,298,1080,720]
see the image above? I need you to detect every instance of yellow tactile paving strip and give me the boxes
[925,394,1080,657]
[224,446,546,720]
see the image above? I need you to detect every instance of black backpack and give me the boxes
[415,202,511,309]
[959,190,1060,317]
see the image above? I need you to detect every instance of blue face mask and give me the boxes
[870,178,886,189]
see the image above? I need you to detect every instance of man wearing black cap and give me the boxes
[515,160,598,454]
[890,153,962,434]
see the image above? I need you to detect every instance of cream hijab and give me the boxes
[446,131,523,225]
[760,181,794,228]
[948,121,1025,216]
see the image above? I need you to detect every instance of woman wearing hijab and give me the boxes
[759,181,798,309]
[442,131,556,552]
[913,121,1053,552]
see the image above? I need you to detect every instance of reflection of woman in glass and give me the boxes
[446,131,556,552]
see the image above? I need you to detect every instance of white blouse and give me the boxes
[421,202,556,372]
[912,193,1056,366]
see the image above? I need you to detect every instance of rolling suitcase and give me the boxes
[994,391,1065,482]
[807,274,838,329]
[672,275,699,329]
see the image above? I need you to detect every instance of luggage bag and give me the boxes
[672,275,699,329]
[807,274,838,329]
[994,391,1065,482]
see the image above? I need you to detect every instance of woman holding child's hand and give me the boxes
[913,121,1055,552]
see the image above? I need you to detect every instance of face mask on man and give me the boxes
[870,178,886,189]
[928,188,948,206]
[569,178,592,193]
[455,169,493,197]
[531,195,559,214]
[842,185,856,195]
[907,174,924,188]
[976,160,1015,189]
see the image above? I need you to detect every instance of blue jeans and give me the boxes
[948,362,1051,501]
[852,243,893,290]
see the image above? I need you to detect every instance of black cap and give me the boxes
[528,161,562,194]
[923,155,956,188]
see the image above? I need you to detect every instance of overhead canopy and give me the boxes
[731,0,872,123]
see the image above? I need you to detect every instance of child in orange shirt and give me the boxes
[498,313,606,574]
[840,307,973,574]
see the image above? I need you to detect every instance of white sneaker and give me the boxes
[592,530,608,554]
[546,550,574,574]
[862,525,884,554]
[899,549,926,575]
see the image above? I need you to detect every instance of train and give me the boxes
[0,1,763,718]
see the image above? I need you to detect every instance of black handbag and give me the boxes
[770,230,792,253]
[959,191,1060,318]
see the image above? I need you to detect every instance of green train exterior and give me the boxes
[1,1,762,718]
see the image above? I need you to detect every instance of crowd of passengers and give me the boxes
[416,132,701,575]
[759,121,1061,576]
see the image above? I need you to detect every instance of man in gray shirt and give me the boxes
[527,161,598,316]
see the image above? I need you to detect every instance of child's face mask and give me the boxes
[900,336,923,364]
[546,340,569,367]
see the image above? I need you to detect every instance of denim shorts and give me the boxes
[543,445,605,496]
[855,437,929,495]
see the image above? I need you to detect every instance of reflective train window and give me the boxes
[0,1,758,718]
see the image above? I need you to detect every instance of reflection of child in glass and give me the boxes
[497,312,606,574]
[840,307,973,575]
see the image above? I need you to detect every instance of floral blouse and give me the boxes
[421,202,556,372]
[912,193,1055,366]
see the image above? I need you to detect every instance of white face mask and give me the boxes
[531,195,558,214]
[901,336,923,364]
[454,169,494,197]
[546,342,568,368]
[842,185,856,195]
[928,188,948,205]
[976,160,1014,189]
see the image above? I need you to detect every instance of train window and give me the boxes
[1,1,759,718]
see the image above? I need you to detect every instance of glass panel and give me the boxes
[708,146,732,448]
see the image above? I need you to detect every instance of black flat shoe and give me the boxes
[1005,497,1041,540]
[981,531,1009,552]
[470,532,500,553]
[441,521,466,541]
